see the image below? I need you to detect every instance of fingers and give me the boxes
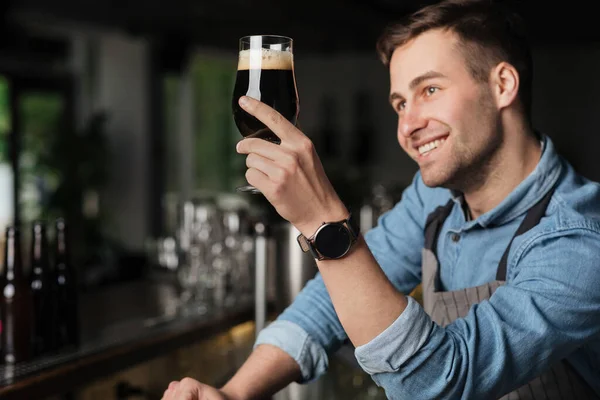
[236,136,315,180]
[162,381,179,399]
[162,378,199,400]
[179,378,200,400]
[237,138,287,161]
[245,166,271,193]
[237,136,313,169]
[246,153,293,183]
[238,96,298,142]
[236,96,316,166]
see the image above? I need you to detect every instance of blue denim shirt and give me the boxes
[254,134,600,398]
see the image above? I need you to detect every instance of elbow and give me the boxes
[369,330,473,399]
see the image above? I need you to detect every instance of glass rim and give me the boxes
[240,34,293,44]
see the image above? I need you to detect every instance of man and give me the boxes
[162,0,600,398]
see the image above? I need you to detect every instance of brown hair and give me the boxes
[376,0,533,120]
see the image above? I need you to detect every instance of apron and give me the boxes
[422,187,598,399]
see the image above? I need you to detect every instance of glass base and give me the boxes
[236,184,262,194]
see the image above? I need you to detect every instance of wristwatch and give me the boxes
[296,213,360,261]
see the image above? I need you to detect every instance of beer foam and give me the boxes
[237,48,293,70]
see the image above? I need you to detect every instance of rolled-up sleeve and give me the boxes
[354,296,434,374]
[353,227,600,399]
[254,320,329,382]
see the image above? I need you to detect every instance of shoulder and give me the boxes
[543,156,600,233]
[508,160,600,283]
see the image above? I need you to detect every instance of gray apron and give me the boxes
[422,188,598,399]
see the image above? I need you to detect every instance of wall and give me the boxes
[531,44,600,183]
[294,51,418,190]
[94,33,150,251]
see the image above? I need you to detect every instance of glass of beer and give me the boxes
[232,35,299,194]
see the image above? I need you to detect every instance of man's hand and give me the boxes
[161,378,237,400]
[236,95,348,237]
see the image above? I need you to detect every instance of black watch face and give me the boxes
[314,223,352,259]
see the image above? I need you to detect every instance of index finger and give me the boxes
[238,96,299,142]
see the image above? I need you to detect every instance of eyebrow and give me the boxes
[388,70,448,105]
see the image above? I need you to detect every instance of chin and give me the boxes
[420,169,453,189]
[420,174,446,188]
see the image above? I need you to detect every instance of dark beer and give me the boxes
[1,226,33,364]
[232,48,299,143]
[53,219,79,349]
[29,221,55,356]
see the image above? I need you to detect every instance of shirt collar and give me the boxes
[450,133,563,228]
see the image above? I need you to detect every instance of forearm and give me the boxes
[220,344,302,400]
[315,235,408,347]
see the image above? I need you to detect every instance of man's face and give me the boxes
[389,29,501,189]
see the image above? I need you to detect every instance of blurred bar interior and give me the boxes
[0,0,599,398]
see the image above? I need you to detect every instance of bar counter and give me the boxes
[0,277,256,400]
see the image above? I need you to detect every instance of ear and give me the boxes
[490,62,519,110]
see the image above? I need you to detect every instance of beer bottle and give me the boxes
[29,221,55,356]
[53,219,79,349]
[1,226,33,363]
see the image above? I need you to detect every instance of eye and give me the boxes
[425,86,439,96]
[396,100,406,112]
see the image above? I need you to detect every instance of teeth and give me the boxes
[418,138,445,155]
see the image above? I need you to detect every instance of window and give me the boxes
[189,53,243,192]
[18,91,65,224]
[0,76,13,236]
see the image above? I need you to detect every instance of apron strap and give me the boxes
[424,199,454,254]
[424,186,556,282]
[496,186,556,281]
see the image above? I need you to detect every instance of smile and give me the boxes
[418,137,447,156]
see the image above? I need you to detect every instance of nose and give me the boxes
[398,104,427,139]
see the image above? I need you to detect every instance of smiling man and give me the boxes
[161,0,600,399]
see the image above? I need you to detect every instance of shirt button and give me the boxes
[451,233,460,242]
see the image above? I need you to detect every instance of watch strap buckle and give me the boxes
[296,213,359,261]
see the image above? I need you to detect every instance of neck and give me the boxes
[463,119,541,220]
